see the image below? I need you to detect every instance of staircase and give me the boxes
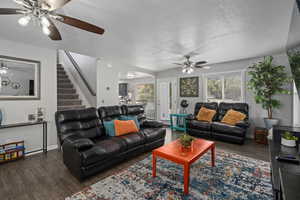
[57,64,85,111]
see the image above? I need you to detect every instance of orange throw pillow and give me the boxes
[114,120,139,136]
[221,109,246,126]
[196,107,217,122]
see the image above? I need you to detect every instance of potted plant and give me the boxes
[248,56,292,129]
[179,133,194,154]
[281,131,298,147]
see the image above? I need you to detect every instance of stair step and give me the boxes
[58,88,76,94]
[58,84,73,89]
[58,79,71,84]
[58,105,85,111]
[58,74,68,79]
[58,78,70,82]
[58,99,82,106]
[57,71,66,75]
[58,94,79,100]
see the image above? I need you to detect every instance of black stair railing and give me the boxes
[64,51,96,96]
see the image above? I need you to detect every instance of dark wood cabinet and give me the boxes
[254,127,268,144]
[270,126,300,200]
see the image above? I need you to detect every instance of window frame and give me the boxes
[203,70,246,103]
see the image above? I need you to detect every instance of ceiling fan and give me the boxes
[173,55,210,74]
[0,0,105,40]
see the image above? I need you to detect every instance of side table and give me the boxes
[170,113,189,132]
[254,127,268,144]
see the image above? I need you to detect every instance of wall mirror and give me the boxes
[0,55,40,100]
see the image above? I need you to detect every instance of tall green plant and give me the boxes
[248,56,291,119]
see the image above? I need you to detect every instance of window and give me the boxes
[205,71,244,103]
[135,83,155,119]
[136,83,155,103]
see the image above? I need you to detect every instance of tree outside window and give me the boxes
[136,84,155,104]
[206,72,243,103]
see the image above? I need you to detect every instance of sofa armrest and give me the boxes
[236,121,250,129]
[63,134,95,151]
[141,120,164,128]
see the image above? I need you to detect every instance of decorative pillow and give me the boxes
[103,121,116,136]
[221,109,246,126]
[119,115,140,130]
[196,107,217,122]
[114,120,139,136]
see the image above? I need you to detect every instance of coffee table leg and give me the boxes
[152,153,156,177]
[184,163,190,195]
[211,145,215,167]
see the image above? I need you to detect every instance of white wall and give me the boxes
[0,38,57,152]
[156,53,293,137]
[97,60,156,107]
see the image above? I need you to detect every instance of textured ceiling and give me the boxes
[0,0,296,71]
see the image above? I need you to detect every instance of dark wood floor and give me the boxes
[0,129,269,200]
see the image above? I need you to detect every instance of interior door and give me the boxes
[159,82,170,120]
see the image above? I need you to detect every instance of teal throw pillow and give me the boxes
[103,121,116,136]
[120,115,140,130]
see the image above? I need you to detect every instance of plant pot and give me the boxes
[180,142,193,156]
[281,137,297,147]
[264,118,280,130]
[181,145,191,152]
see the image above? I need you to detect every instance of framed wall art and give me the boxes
[180,76,199,97]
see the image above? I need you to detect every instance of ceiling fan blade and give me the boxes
[41,0,72,11]
[195,61,207,65]
[48,19,62,40]
[56,14,105,35]
[173,63,184,66]
[0,8,26,15]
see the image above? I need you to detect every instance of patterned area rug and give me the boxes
[66,150,273,200]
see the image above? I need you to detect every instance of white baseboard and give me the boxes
[25,144,58,156]
[48,144,58,151]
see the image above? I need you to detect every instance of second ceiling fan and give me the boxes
[0,0,105,40]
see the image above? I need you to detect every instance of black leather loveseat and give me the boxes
[55,105,165,180]
[186,102,249,144]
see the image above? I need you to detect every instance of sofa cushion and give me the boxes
[211,122,245,137]
[187,120,211,131]
[121,105,146,122]
[221,109,246,126]
[119,133,146,149]
[103,121,116,136]
[119,115,140,129]
[196,107,217,122]
[194,102,218,121]
[81,137,125,166]
[98,106,122,121]
[217,103,249,121]
[55,107,104,143]
[141,128,165,143]
[114,120,139,136]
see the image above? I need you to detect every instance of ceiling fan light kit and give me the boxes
[1,0,105,40]
[0,62,8,75]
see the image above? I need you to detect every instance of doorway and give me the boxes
[157,78,177,121]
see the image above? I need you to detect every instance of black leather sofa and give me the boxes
[55,105,165,180]
[187,102,249,144]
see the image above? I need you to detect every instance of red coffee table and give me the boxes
[152,138,215,195]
